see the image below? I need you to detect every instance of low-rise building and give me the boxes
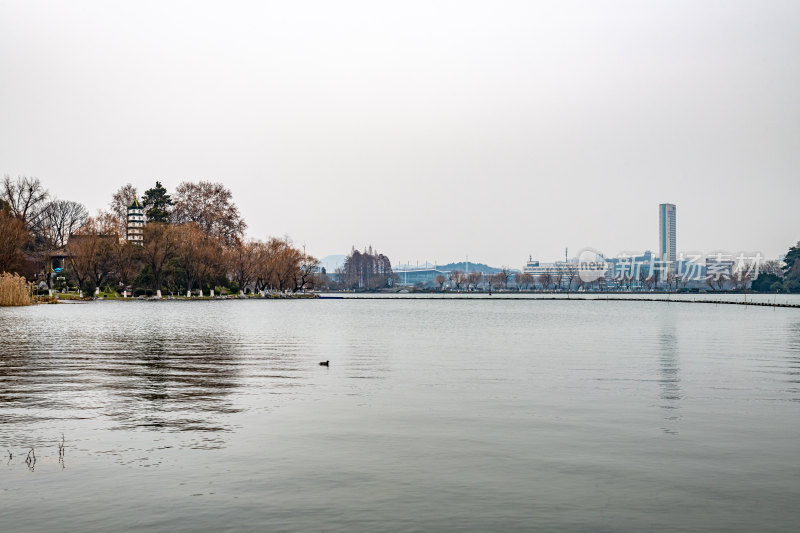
[394,268,450,286]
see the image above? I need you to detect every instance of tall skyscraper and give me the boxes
[659,203,676,268]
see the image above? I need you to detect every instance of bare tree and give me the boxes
[435,274,446,290]
[88,210,142,291]
[1,176,49,228]
[173,222,221,295]
[640,269,656,292]
[275,241,303,291]
[253,237,303,292]
[40,200,89,249]
[516,272,533,291]
[563,265,579,291]
[113,240,141,289]
[109,183,138,236]
[467,271,483,291]
[0,202,29,274]
[227,240,260,293]
[66,234,96,291]
[496,268,510,290]
[340,246,394,290]
[551,268,564,291]
[760,259,784,278]
[172,181,246,244]
[295,253,320,292]
[141,222,178,292]
[490,272,505,290]
[731,270,750,291]
[448,270,464,290]
[66,217,117,291]
[664,271,681,291]
[538,272,553,291]
[731,261,755,291]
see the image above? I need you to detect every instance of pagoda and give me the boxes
[126,195,145,244]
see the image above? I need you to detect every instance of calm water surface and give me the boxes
[1,300,799,532]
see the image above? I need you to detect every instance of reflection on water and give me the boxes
[785,320,800,402]
[99,331,241,435]
[0,303,313,451]
[658,318,682,434]
[1,300,800,532]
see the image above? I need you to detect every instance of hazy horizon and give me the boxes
[2,1,799,268]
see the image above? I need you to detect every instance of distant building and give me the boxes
[523,257,540,272]
[394,268,450,286]
[127,195,144,244]
[522,257,578,289]
[659,203,676,270]
[603,251,656,289]
[705,257,735,280]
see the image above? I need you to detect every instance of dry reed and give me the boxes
[0,272,34,306]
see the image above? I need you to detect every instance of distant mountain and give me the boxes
[328,256,511,274]
[436,261,503,274]
[318,254,347,273]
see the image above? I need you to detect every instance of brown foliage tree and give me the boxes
[226,240,261,293]
[113,240,142,289]
[488,272,503,290]
[341,246,394,290]
[516,272,534,290]
[23,199,89,288]
[66,214,121,291]
[497,268,510,290]
[295,252,320,292]
[272,240,303,292]
[0,202,29,274]
[253,238,302,292]
[91,210,142,290]
[173,223,223,294]
[467,271,483,291]
[172,181,246,244]
[141,222,178,292]
[109,183,138,236]
[448,270,464,290]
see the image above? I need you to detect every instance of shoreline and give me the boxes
[319,295,800,308]
[24,293,800,309]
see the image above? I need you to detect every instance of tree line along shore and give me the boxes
[2,175,799,306]
[0,176,396,306]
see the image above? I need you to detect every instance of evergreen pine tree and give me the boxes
[782,242,800,276]
[142,181,173,223]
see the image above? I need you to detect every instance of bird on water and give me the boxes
[319,360,329,366]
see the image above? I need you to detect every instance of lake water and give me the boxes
[1,299,799,531]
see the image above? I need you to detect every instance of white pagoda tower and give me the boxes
[126,195,144,244]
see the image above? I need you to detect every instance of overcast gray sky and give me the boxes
[2,1,798,267]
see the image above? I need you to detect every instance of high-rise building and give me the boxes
[127,195,144,244]
[659,203,676,268]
